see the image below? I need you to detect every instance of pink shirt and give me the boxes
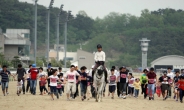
[64,70,80,83]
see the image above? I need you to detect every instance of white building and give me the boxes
[151,55,184,72]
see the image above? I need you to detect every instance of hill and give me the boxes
[1,0,184,67]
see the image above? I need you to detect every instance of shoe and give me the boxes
[152,97,154,100]
[119,94,122,98]
[84,96,86,99]
[82,98,84,101]
[149,97,151,100]
[23,92,25,94]
[6,92,9,95]
[173,96,176,99]
[60,94,62,96]
[180,100,183,103]
[176,99,178,101]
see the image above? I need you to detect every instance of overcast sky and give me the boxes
[19,0,184,19]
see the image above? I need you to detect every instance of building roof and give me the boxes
[151,55,184,65]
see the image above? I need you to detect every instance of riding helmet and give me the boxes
[97,44,102,48]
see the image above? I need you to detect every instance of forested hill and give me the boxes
[1,0,184,67]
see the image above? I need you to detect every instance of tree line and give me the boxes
[0,0,184,68]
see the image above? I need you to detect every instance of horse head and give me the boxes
[96,65,104,76]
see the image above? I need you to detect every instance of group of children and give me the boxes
[1,63,184,103]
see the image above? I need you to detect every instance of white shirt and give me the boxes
[108,75,117,86]
[17,80,23,87]
[64,70,80,83]
[167,72,174,79]
[94,51,105,62]
[128,78,135,87]
[49,75,59,86]
[116,71,120,82]
[39,71,47,77]
[26,69,30,78]
[89,69,93,77]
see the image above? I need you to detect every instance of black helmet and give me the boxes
[97,44,102,48]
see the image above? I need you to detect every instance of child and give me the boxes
[108,69,116,99]
[86,73,92,100]
[156,83,161,97]
[80,66,87,101]
[17,78,23,96]
[60,73,65,95]
[177,76,184,103]
[161,77,169,100]
[133,78,141,98]
[48,69,62,100]
[128,73,135,97]
[40,75,47,95]
[173,71,180,101]
[56,75,62,97]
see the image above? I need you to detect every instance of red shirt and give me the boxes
[178,80,184,90]
[147,72,156,84]
[29,68,39,80]
[40,78,46,86]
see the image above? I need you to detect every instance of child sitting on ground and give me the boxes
[17,78,23,96]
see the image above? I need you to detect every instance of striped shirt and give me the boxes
[0,70,11,82]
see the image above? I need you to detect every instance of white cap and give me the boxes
[91,65,94,68]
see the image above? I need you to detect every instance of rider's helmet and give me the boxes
[97,44,102,49]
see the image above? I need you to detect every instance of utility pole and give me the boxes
[64,11,72,68]
[56,4,64,62]
[47,0,54,67]
[34,0,38,64]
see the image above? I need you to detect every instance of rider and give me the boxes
[92,44,108,83]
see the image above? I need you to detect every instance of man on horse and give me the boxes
[92,44,108,83]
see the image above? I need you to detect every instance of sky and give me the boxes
[19,0,184,19]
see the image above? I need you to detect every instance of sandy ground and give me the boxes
[0,81,183,110]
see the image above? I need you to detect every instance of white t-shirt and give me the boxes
[108,75,116,86]
[89,69,93,77]
[26,69,30,78]
[128,78,135,87]
[116,71,120,82]
[17,80,23,87]
[49,75,59,86]
[94,51,105,62]
[64,70,80,83]
[39,71,47,77]
[167,72,174,79]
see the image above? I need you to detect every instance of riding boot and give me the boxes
[92,70,95,82]
[104,70,108,83]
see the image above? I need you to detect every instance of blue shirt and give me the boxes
[80,72,87,85]
[0,70,11,82]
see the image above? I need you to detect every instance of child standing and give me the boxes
[178,76,184,103]
[133,78,141,98]
[40,75,47,95]
[86,73,92,100]
[48,69,61,100]
[56,75,62,97]
[128,73,135,97]
[80,66,87,101]
[108,69,116,99]
[173,71,180,101]
[17,78,23,96]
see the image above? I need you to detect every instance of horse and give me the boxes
[93,65,106,102]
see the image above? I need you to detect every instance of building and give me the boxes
[151,55,184,72]
[77,49,94,69]
[0,28,31,61]
[49,46,95,69]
